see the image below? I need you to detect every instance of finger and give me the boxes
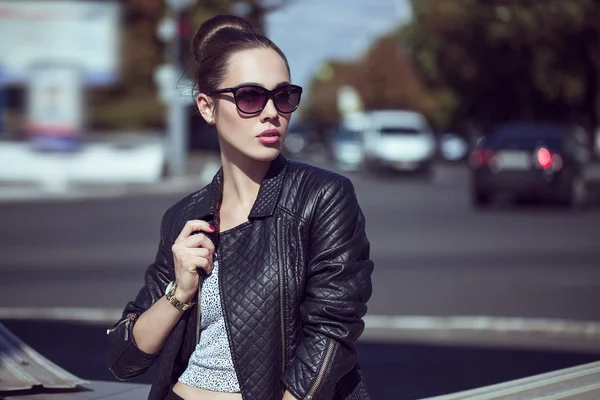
[182,233,216,252]
[175,219,215,242]
[175,255,209,275]
[175,220,216,243]
[187,256,212,274]
[172,246,211,265]
[180,247,211,258]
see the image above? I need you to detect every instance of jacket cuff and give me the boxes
[107,314,159,380]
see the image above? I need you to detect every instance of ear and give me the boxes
[197,93,216,125]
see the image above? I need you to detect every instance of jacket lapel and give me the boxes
[195,154,288,222]
[248,154,288,219]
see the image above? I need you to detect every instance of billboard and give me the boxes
[27,64,84,151]
[0,1,121,86]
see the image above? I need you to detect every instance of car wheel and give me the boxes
[471,188,491,208]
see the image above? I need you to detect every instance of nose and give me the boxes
[259,98,279,122]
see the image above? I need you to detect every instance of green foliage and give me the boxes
[397,0,600,133]
[303,34,438,134]
[88,0,166,131]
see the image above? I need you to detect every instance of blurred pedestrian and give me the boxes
[107,14,373,400]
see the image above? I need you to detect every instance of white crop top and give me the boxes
[178,258,241,392]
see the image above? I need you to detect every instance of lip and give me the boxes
[257,129,281,138]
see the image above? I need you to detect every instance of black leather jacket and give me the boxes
[107,156,374,400]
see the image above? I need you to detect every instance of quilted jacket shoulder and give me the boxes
[278,160,355,214]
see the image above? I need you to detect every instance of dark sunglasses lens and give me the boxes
[274,87,302,113]
[236,87,267,113]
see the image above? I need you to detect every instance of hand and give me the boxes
[171,220,216,303]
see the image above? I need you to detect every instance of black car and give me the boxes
[470,122,592,209]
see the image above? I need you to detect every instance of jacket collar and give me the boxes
[196,154,288,223]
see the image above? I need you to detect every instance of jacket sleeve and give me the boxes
[282,176,374,400]
[107,208,175,380]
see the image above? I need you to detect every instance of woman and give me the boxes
[107,14,373,400]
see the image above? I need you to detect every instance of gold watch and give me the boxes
[165,281,195,311]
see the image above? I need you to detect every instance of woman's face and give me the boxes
[198,47,294,163]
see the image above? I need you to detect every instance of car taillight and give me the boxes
[537,148,552,169]
[536,147,562,171]
[470,149,494,167]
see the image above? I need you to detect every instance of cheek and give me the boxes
[217,104,251,137]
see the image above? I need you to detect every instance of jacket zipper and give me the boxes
[277,217,287,373]
[304,339,335,400]
[106,313,137,341]
[196,286,201,344]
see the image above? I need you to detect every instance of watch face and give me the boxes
[165,281,175,295]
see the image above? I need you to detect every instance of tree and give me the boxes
[302,33,438,136]
[354,34,438,125]
[88,0,167,131]
[303,61,359,129]
[398,0,600,136]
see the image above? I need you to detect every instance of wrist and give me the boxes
[165,281,196,311]
[174,286,196,304]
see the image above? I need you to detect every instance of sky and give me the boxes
[265,0,413,92]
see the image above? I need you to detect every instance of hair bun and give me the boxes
[193,15,255,62]
[189,14,289,97]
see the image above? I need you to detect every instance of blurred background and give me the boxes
[1,1,600,399]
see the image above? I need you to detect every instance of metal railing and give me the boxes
[422,361,600,400]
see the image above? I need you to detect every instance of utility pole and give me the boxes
[162,0,193,176]
[0,84,5,137]
[0,67,5,137]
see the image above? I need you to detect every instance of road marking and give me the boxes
[1,307,600,352]
[364,315,600,336]
[0,307,122,324]
[1,307,599,334]
[362,315,600,353]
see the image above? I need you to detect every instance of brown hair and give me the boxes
[192,14,291,97]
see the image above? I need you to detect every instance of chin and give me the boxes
[249,147,282,162]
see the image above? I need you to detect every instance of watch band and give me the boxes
[165,281,195,311]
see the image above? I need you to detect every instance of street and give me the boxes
[1,162,600,399]
[1,164,599,319]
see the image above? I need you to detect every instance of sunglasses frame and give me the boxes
[208,84,303,115]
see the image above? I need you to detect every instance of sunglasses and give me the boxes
[208,84,303,114]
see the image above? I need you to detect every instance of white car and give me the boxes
[362,110,436,175]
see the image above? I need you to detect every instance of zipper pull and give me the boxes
[124,313,136,342]
[124,319,130,341]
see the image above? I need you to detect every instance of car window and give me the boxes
[334,128,361,141]
[488,125,565,149]
[379,127,421,136]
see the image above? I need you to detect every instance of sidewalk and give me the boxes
[0,137,222,203]
[2,136,600,203]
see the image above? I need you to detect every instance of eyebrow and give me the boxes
[238,81,291,89]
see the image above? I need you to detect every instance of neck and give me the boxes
[219,147,272,210]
